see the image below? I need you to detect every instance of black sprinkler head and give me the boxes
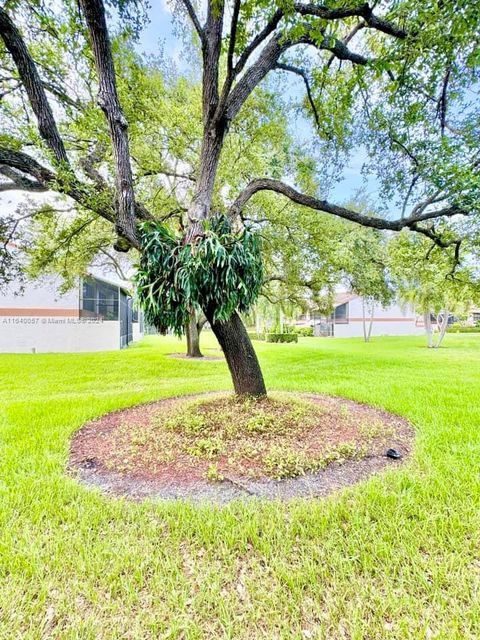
[386,448,402,460]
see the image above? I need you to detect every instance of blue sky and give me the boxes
[134,3,379,206]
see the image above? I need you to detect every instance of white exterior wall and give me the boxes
[0,317,121,353]
[1,275,79,310]
[334,297,424,338]
[0,275,123,352]
[132,322,143,343]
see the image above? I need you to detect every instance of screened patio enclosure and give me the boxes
[80,276,136,348]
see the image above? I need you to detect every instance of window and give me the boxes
[473,312,480,324]
[334,302,349,324]
[82,280,96,313]
[80,278,119,320]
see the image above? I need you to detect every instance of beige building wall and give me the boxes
[333,297,423,338]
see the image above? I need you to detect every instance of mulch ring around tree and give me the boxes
[68,392,414,504]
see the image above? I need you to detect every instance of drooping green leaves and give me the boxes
[135,215,263,335]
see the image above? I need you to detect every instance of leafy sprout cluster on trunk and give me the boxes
[135,214,263,336]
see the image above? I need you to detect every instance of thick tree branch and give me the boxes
[79,142,108,189]
[201,0,225,124]
[225,29,368,122]
[326,22,365,69]
[0,146,150,232]
[293,3,407,39]
[230,178,465,237]
[79,0,138,251]
[0,7,69,164]
[227,0,241,82]
[0,145,120,227]
[231,2,405,84]
[0,166,48,192]
[215,0,242,119]
[0,147,57,185]
[231,9,284,80]
[179,0,205,43]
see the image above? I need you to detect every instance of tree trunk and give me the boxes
[362,298,367,342]
[362,298,375,343]
[185,311,203,358]
[424,309,433,348]
[206,309,267,397]
[434,308,449,348]
[367,303,374,342]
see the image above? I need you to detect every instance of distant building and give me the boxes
[310,292,424,338]
[0,273,143,353]
[467,308,480,326]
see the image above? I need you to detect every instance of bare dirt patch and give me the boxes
[68,393,413,503]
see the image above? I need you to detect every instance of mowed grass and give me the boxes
[1,333,480,639]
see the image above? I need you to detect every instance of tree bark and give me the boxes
[0,8,68,165]
[79,0,138,250]
[206,309,267,397]
[185,126,225,240]
[185,310,203,358]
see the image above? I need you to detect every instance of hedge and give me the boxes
[447,325,480,333]
[294,327,314,337]
[247,332,265,341]
[266,333,298,343]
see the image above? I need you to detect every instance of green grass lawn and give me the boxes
[1,333,479,639]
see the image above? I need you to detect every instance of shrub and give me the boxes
[265,333,298,343]
[295,327,314,337]
[281,324,296,334]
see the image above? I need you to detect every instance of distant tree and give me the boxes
[344,230,392,343]
[0,0,478,395]
[389,232,479,348]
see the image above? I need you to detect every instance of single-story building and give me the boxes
[0,273,143,353]
[311,292,424,338]
[467,308,480,326]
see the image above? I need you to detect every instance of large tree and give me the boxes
[0,0,478,395]
[14,46,303,358]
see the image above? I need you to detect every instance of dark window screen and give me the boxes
[80,278,119,320]
[334,303,349,324]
